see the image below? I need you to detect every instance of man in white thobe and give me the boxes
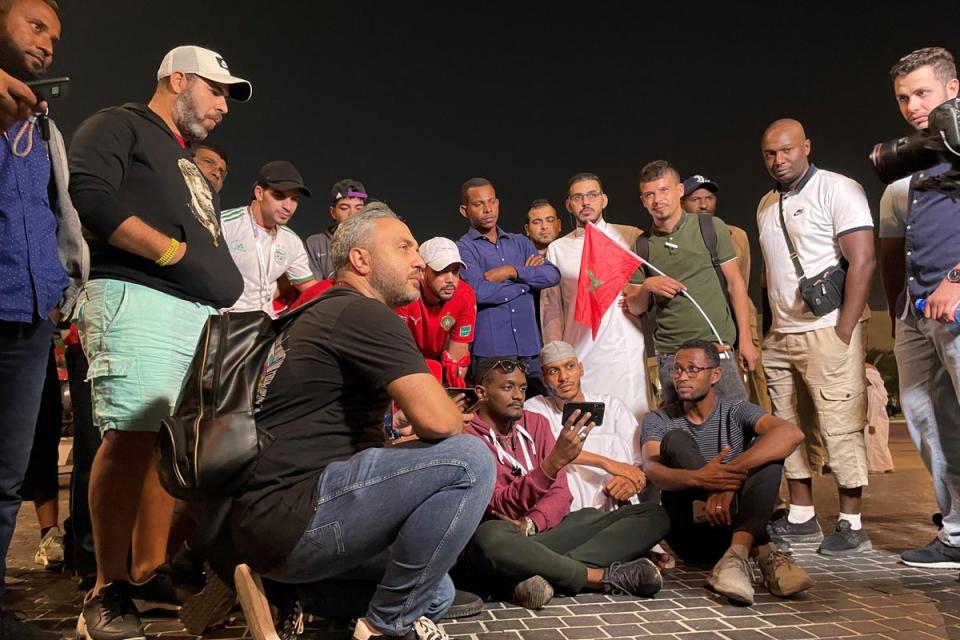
[540,172,650,420]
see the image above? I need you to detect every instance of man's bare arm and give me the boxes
[388,372,464,440]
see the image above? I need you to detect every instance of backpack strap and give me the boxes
[697,214,737,347]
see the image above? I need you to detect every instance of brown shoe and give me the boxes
[755,543,813,597]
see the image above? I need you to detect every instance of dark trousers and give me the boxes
[659,429,781,566]
[21,346,61,506]
[0,319,55,595]
[463,504,670,595]
[65,345,98,580]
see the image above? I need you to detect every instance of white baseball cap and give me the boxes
[419,237,466,271]
[157,45,252,102]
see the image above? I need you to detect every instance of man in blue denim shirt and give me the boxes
[879,47,960,569]
[456,178,560,397]
[0,1,86,638]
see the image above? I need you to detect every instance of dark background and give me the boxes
[50,2,960,306]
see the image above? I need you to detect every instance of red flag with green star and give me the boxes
[574,222,643,339]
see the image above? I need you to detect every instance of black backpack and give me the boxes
[154,289,334,500]
[633,213,736,348]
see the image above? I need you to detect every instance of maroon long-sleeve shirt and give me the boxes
[465,410,572,532]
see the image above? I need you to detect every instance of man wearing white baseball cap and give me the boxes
[68,44,251,640]
[396,237,477,386]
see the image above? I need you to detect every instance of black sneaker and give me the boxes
[179,563,237,634]
[0,616,62,640]
[511,575,554,610]
[441,590,483,619]
[818,521,872,556]
[602,557,662,597]
[77,582,146,640]
[767,514,824,544]
[901,537,960,568]
[128,565,200,611]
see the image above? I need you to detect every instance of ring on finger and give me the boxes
[578,432,587,441]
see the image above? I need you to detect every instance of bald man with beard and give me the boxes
[756,118,876,556]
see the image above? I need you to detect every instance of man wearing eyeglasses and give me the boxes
[622,161,757,407]
[68,45,251,640]
[641,340,811,605]
[462,356,669,610]
[540,173,649,420]
[456,178,560,397]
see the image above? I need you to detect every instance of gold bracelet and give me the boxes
[156,238,180,266]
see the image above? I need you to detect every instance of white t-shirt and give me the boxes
[524,392,640,512]
[878,176,910,239]
[221,206,314,318]
[756,167,874,333]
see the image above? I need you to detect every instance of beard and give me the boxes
[370,263,420,308]
[0,31,43,81]
[172,89,209,142]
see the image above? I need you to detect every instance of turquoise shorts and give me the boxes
[75,279,215,433]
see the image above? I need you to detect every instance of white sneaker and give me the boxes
[353,616,449,640]
[34,526,64,568]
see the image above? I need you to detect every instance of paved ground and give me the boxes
[6,421,960,640]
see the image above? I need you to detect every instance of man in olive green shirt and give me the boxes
[624,161,758,405]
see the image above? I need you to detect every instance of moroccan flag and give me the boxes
[574,223,643,339]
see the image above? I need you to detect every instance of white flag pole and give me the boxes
[587,222,728,350]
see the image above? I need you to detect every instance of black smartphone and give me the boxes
[26,76,70,101]
[561,401,605,426]
[446,387,480,410]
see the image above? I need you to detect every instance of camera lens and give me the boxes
[869,132,938,184]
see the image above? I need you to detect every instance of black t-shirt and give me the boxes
[230,286,429,573]
[68,103,243,308]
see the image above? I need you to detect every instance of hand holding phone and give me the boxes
[446,387,480,412]
[561,401,605,427]
[26,76,70,102]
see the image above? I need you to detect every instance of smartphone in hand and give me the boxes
[446,387,480,411]
[561,401,605,426]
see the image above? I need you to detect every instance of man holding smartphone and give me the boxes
[525,341,647,511]
[462,357,669,610]
[1,3,86,638]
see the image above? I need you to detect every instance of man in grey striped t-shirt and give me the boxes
[641,340,811,605]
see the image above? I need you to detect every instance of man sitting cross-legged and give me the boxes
[461,357,670,609]
[641,340,813,605]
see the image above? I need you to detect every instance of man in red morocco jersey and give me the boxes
[396,237,476,386]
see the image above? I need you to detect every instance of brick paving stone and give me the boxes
[722,616,772,629]
[715,630,773,640]
[795,623,857,638]
[559,616,604,627]
[441,621,487,634]
[518,630,568,640]
[485,619,528,631]
[558,627,609,639]
[759,628,816,640]
[637,611,683,622]
[477,633,524,640]
[598,613,642,625]
[679,633,727,640]
[881,616,941,631]
[679,618,734,632]
[523,617,566,629]
[639,621,688,635]
[600,623,646,637]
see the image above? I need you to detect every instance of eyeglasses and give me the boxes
[670,364,718,379]
[480,359,529,382]
[567,191,603,204]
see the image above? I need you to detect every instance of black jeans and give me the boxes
[659,429,781,566]
[0,320,55,596]
[463,504,670,595]
[65,345,98,581]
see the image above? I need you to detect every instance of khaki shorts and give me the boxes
[762,322,868,488]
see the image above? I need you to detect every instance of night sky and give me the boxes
[49,2,960,305]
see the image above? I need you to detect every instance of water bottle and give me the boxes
[915,298,960,322]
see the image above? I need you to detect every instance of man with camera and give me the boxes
[757,118,876,556]
[878,47,960,568]
[1,1,86,638]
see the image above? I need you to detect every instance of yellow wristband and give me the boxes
[156,238,180,266]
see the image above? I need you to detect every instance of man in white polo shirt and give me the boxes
[524,341,646,511]
[221,161,317,317]
[756,118,876,556]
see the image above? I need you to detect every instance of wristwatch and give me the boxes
[947,268,960,284]
[523,517,537,537]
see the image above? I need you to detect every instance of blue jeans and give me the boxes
[267,435,494,636]
[0,319,55,595]
[895,311,960,546]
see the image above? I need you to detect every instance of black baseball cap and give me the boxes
[681,175,719,197]
[330,179,368,205]
[256,161,311,197]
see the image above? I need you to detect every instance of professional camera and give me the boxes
[870,97,960,191]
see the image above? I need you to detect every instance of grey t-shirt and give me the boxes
[641,399,766,463]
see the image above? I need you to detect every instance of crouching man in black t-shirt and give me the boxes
[641,340,812,605]
[229,203,495,640]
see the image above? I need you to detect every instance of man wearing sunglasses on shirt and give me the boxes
[461,357,669,610]
[641,340,811,605]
